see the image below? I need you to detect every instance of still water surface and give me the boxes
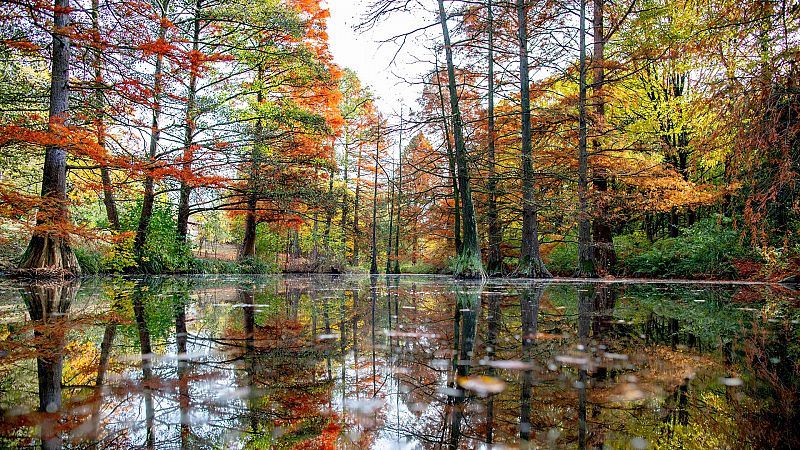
[0,275,798,449]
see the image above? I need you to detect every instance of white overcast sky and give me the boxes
[325,0,436,117]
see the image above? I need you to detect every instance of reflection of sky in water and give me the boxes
[0,276,797,448]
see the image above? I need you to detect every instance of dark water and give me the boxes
[0,275,798,449]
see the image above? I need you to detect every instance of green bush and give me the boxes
[119,201,191,273]
[619,217,758,279]
[74,247,102,275]
[188,256,276,274]
[544,240,578,276]
[100,235,138,273]
[238,256,276,274]
[188,257,238,274]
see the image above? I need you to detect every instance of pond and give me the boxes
[0,275,798,449]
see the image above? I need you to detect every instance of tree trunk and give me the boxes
[486,0,503,275]
[19,0,80,277]
[576,0,597,277]
[515,0,551,278]
[393,111,403,274]
[240,194,257,259]
[239,68,264,261]
[437,0,484,278]
[92,0,119,231]
[177,0,202,242]
[134,2,170,263]
[385,162,394,274]
[340,127,349,258]
[353,142,362,266]
[434,58,461,255]
[590,0,616,274]
[323,167,334,247]
[370,125,380,274]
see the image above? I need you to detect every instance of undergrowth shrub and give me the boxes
[619,217,757,279]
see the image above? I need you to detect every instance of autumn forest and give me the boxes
[1,0,799,281]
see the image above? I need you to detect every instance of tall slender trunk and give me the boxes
[393,111,403,274]
[311,209,320,261]
[591,0,615,273]
[240,69,264,260]
[353,142,362,266]
[19,0,80,276]
[340,127,349,256]
[486,0,502,275]
[385,162,395,274]
[434,59,461,255]
[177,0,202,242]
[576,0,597,277]
[370,124,380,274]
[323,167,334,247]
[516,0,551,278]
[92,0,119,230]
[437,0,484,278]
[135,1,170,262]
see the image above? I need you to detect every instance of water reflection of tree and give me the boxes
[23,281,77,450]
[446,282,481,450]
[225,280,339,448]
[1,277,797,449]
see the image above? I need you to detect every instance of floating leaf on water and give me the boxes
[719,377,743,387]
[457,375,507,395]
[486,360,534,371]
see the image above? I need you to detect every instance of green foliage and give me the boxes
[74,247,102,275]
[544,240,578,276]
[238,257,275,274]
[188,256,276,274]
[401,262,438,274]
[619,218,757,279]
[255,224,282,257]
[119,201,192,274]
[100,235,138,273]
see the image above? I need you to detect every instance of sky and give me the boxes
[325,0,435,117]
